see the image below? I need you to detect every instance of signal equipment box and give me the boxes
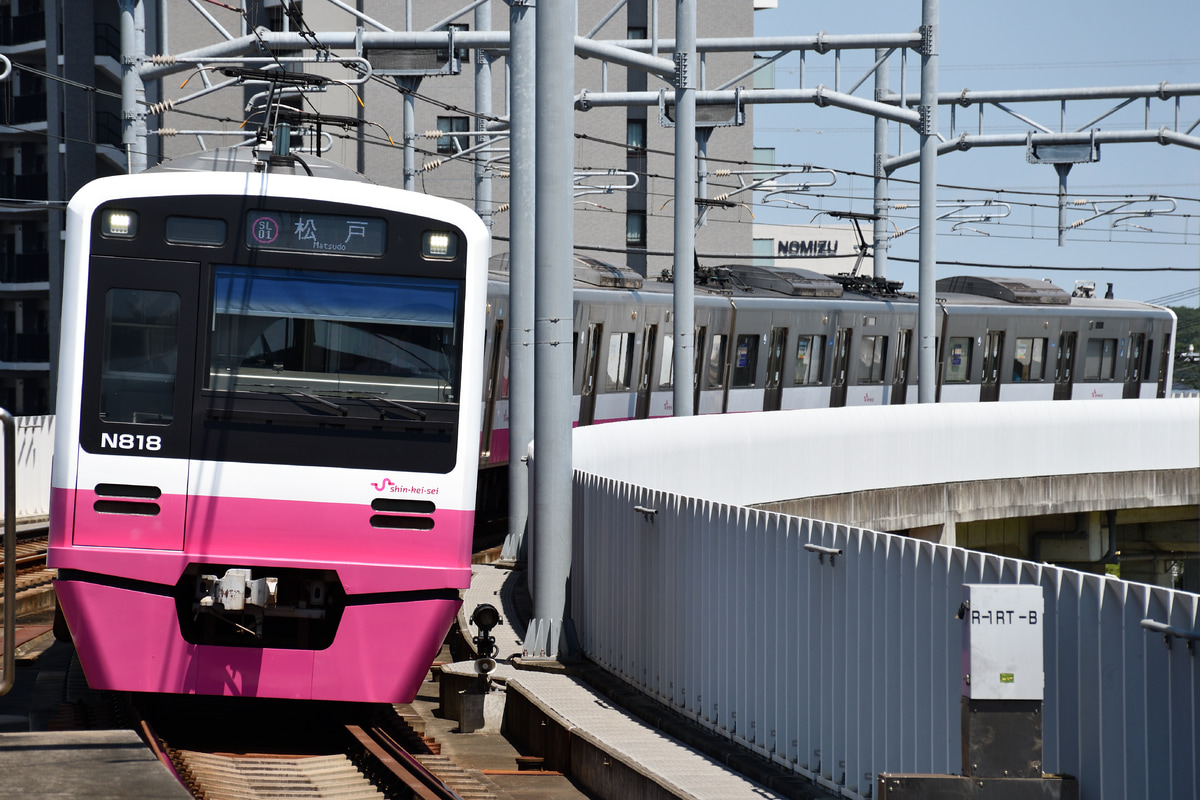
[961,584,1044,701]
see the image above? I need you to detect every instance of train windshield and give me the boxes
[207,265,461,404]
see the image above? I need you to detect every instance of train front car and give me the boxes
[48,160,488,703]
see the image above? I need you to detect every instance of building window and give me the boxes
[858,335,888,384]
[436,116,470,155]
[626,211,646,247]
[752,54,776,90]
[627,119,646,154]
[794,334,825,385]
[627,27,647,40]
[1012,337,1048,382]
[753,147,775,169]
[1083,338,1117,381]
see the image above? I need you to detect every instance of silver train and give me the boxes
[478,260,1176,470]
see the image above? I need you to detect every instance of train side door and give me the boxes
[634,323,657,419]
[1123,332,1145,399]
[980,329,1005,402]
[890,328,912,405]
[577,322,603,426]
[1156,334,1172,398]
[1053,331,1077,400]
[763,326,788,411]
[829,326,852,408]
[74,256,200,550]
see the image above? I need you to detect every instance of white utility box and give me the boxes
[961,584,1044,700]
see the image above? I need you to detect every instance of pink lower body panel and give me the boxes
[55,579,460,702]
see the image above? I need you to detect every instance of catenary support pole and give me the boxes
[502,0,536,562]
[672,0,697,417]
[526,0,575,660]
[119,0,148,173]
[917,0,938,403]
[475,1,493,229]
[873,47,890,280]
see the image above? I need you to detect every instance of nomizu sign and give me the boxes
[752,223,859,275]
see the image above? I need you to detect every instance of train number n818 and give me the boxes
[100,433,163,451]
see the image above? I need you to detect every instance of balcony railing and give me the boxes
[0,12,46,46]
[94,23,120,61]
[5,93,47,126]
[0,334,50,364]
[0,253,50,284]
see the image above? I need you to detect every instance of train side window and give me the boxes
[857,335,888,384]
[1012,337,1048,382]
[500,347,510,398]
[707,334,727,388]
[794,334,825,385]
[658,334,674,388]
[945,337,972,382]
[605,332,635,390]
[732,334,760,387]
[1083,338,1117,380]
[100,289,180,425]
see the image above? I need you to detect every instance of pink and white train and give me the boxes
[49,148,488,703]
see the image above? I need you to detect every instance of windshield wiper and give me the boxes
[292,390,348,416]
[231,383,348,416]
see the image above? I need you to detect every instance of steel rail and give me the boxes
[345,724,466,800]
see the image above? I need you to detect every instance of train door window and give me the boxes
[857,335,888,384]
[605,332,635,390]
[794,334,825,385]
[581,324,603,395]
[893,330,912,385]
[1083,338,1117,380]
[945,337,972,382]
[707,334,728,388]
[765,327,788,389]
[693,326,707,390]
[638,324,658,391]
[1012,337,1047,382]
[732,333,760,387]
[500,347,510,398]
[658,333,674,388]
[100,289,182,424]
[1125,333,1145,383]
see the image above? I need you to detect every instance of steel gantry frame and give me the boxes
[123,0,1200,657]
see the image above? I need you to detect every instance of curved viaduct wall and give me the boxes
[569,398,1200,800]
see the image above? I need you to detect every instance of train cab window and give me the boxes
[945,337,972,382]
[707,334,728,388]
[732,334,760,387]
[794,334,825,385]
[208,265,461,404]
[658,334,674,388]
[605,332,635,390]
[1012,337,1048,382]
[100,289,181,425]
[1083,338,1117,380]
[857,335,888,384]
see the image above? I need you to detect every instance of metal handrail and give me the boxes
[0,409,15,696]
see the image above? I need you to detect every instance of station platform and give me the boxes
[443,562,833,800]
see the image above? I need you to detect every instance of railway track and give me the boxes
[0,529,55,618]
[130,696,499,800]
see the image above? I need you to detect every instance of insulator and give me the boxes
[714,192,731,202]
[1072,199,1089,206]
[495,171,510,179]
[1069,219,1087,229]
[148,99,174,115]
[149,54,176,66]
[155,128,178,136]
[712,169,731,177]
[496,203,511,214]
[893,203,910,210]
[423,130,443,138]
[421,159,444,172]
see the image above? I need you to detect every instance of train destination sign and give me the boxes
[246,210,386,256]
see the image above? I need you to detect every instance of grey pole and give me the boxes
[1055,163,1071,247]
[873,47,889,280]
[119,0,148,173]
[475,2,493,228]
[502,0,536,562]
[917,0,938,403]
[526,0,576,660]
[672,0,697,418]
[403,82,417,191]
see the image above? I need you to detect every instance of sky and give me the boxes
[751,0,1200,307]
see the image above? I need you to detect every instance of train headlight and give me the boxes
[422,230,458,260]
[101,209,138,238]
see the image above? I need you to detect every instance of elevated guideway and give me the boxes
[566,398,1199,800]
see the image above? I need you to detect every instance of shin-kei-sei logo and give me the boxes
[371,478,440,496]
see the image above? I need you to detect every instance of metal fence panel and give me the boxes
[572,469,1200,800]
